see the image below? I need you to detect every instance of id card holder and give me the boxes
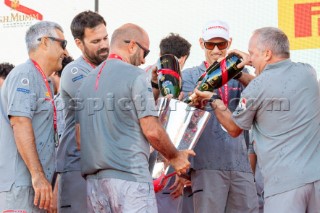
[54,131,60,148]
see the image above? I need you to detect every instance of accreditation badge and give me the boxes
[54,131,60,147]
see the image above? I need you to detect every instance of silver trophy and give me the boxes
[151,97,211,192]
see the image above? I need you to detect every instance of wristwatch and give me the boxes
[209,93,221,102]
[151,81,159,89]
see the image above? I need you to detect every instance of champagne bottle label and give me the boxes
[198,54,243,92]
[184,53,243,104]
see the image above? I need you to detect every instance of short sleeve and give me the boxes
[182,69,197,97]
[60,63,89,99]
[232,92,259,130]
[74,89,81,124]
[6,72,36,119]
[131,73,158,119]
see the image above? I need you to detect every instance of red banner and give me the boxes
[4,0,43,20]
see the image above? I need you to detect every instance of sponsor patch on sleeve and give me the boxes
[72,74,84,82]
[237,96,247,111]
[16,88,30,94]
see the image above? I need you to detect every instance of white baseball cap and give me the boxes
[202,20,230,41]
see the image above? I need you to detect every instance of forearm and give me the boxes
[152,87,160,101]
[151,128,178,160]
[150,65,160,101]
[236,72,255,87]
[248,153,257,174]
[10,117,45,177]
[211,99,243,137]
[75,123,81,151]
[140,116,178,160]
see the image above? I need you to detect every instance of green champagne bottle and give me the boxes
[157,54,181,99]
[184,53,243,103]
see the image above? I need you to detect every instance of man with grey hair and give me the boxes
[0,21,67,212]
[194,27,320,213]
[76,23,194,212]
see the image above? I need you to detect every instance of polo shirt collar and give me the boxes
[264,58,291,71]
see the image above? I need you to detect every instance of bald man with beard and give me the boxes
[76,23,195,213]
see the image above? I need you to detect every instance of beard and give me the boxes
[83,44,109,66]
[129,50,141,66]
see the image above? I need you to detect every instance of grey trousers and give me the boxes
[87,178,158,213]
[264,180,320,213]
[191,169,259,213]
[58,170,87,213]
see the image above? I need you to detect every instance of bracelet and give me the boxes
[151,81,159,89]
[233,71,243,80]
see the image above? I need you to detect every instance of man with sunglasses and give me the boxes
[181,20,258,213]
[55,10,109,213]
[0,21,67,212]
[76,23,194,212]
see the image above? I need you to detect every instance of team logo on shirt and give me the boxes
[71,67,79,74]
[20,78,29,85]
[238,97,247,111]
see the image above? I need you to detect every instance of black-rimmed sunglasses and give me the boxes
[204,41,228,50]
[124,40,150,58]
[38,36,67,50]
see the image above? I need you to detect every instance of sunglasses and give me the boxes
[38,36,67,50]
[124,40,150,58]
[204,41,228,50]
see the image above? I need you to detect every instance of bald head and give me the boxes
[111,23,148,48]
[110,23,150,66]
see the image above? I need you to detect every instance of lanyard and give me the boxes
[82,56,96,69]
[204,60,229,107]
[108,54,123,61]
[94,54,122,90]
[31,60,57,133]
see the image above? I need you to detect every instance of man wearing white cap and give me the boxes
[182,20,258,213]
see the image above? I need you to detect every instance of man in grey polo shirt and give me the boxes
[0,21,68,212]
[195,27,320,212]
[182,20,258,213]
[55,11,109,213]
[76,23,194,212]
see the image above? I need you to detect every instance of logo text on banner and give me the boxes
[279,0,320,50]
[1,0,43,28]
